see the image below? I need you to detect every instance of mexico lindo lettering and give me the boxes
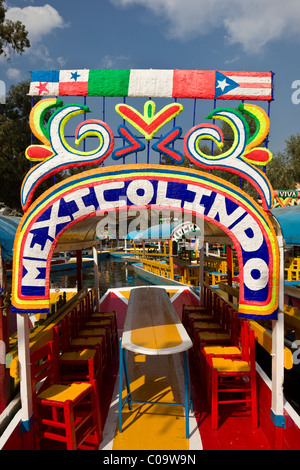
[11,69,279,320]
[12,166,278,319]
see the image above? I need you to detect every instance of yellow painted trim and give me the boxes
[249,320,293,370]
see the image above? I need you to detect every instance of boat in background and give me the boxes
[51,250,110,272]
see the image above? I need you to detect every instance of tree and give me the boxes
[0,81,67,211]
[0,1,30,57]
[279,134,300,185]
[161,109,298,194]
[0,81,38,209]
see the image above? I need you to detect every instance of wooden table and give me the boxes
[118,287,193,438]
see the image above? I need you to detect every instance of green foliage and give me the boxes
[0,0,30,57]
[161,109,299,195]
[0,81,37,209]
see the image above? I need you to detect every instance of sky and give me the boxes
[1,0,300,156]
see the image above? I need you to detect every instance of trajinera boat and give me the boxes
[1,68,300,453]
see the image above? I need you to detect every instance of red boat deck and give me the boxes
[2,286,300,451]
[99,286,300,451]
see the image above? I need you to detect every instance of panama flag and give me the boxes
[29,70,89,96]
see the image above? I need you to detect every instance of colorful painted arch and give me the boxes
[11,164,279,319]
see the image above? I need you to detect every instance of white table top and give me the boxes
[122,287,193,355]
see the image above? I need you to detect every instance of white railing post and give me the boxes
[16,313,33,432]
[93,244,100,310]
[271,235,286,428]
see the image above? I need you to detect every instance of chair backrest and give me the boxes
[214,296,223,323]
[69,306,80,337]
[87,289,94,314]
[30,341,59,396]
[248,327,256,369]
[202,286,207,306]
[212,292,218,318]
[228,308,239,345]
[218,300,228,330]
[54,315,71,353]
[207,288,213,313]
[77,299,87,328]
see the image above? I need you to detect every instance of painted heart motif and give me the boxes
[116,100,183,140]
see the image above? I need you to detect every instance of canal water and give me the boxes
[49,257,150,298]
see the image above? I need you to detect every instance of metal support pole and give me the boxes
[184,351,190,438]
[271,235,286,429]
[93,244,99,310]
[118,340,124,433]
[226,245,233,303]
[17,313,33,432]
[118,339,132,433]
[199,246,204,306]
[76,250,83,292]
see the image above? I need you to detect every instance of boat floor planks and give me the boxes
[100,351,202,450]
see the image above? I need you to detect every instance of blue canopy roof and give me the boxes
[125,222,202,241]
[125,224,175,240]
[125,230,144,240]
[0,215,20,262]
[271,206,300,246]
[137,223,177,240]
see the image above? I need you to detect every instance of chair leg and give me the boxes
[251,370,258,428]
[211,368,219,430]
[64,401,77,450]
[91,380,103,444]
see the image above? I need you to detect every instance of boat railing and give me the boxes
[215,282,294,370]
[204,257,228,274]
[1,287,100,450]
[140,257,175,280]
[6,287,94,388]
[284,256,300,282]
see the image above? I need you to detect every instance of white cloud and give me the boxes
[6,67,22,81]
[3,4,68,78]
[5,4,68,43]
[111,0,300,53]
[101,54,130,68]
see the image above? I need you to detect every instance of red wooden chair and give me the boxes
[89,311,118,347]
[77,326,111,363]
[200,319,249,386]
[30,341,102,450]
[182,304,210,329]
[72,297,113,363]
[82,318,114,360]
[53,316,102,388]
[193,306,239,367]
[206,327,258,430]
[69,306,109,368]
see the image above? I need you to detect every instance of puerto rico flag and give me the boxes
[215,70,273,101]
[28,69,273,101]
